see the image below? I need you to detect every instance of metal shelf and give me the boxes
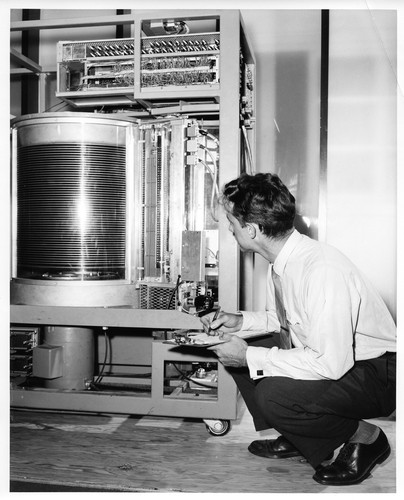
[10,305,202,330]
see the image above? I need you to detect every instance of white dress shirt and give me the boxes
[242,230,396,381]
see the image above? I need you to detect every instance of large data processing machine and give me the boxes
[10,10,255,436]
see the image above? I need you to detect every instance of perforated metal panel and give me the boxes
[139,282,177,310]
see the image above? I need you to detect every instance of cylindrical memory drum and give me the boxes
[10,112,138,306]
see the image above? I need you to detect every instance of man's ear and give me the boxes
[246,223,256,239]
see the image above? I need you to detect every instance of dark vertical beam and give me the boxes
[116,10,132,38]
[21,9,40,114]
[319,9,329,240]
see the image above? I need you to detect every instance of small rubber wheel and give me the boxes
[205,419,231,436]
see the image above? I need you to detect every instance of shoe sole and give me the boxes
[248,445,302,459]
[313,445,391,486]
[249,448,333,461]
[250,451,303,459]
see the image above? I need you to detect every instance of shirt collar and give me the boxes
[273,229,302,276]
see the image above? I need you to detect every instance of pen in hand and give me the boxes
[208,306,221,336]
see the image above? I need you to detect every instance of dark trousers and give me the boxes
[228,335,396,468]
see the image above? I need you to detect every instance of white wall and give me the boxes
[241,10,322,310]
[242,9,397,320]
[327,10,397,319]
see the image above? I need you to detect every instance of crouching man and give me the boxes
[201,173,396,486]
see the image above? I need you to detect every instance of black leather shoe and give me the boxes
[248,435,303,459]
[312,429,391,486]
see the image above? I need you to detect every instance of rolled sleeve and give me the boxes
[241,310,279,332]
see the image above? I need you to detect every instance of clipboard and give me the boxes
[163,330,228,347]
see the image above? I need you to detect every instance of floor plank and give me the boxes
[9,404,396,493]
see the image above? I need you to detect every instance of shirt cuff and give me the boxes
[246,345,277,380]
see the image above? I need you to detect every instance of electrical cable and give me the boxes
[199,129,220,146]
[94,328,109,384]
[198,144,218,165]
[43,100,70,113]
[168,274,183,310]
[199,128,221,220]
[197,158,218,192]
[197,158,219,223]
[178,307,191,314]
[206,247,219,264]
[198,143,220,222]
[241,124,254,174]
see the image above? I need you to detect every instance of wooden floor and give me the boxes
[9,403,396,494]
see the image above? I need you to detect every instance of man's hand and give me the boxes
[200,310,243,335]
[207,333,248,367]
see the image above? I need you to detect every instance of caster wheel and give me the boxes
[204,419,231,436]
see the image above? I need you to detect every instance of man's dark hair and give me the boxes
[222,173,296,238]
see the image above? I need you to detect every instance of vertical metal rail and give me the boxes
[161,125,170,280]
[156,131,163,278]
[318,10,329,242]
[21,9,40,114]
[115,9,132,39]
[218,10,241,312]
